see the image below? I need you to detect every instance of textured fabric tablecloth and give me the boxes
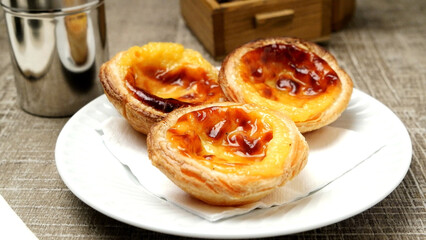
[0,0,424,239]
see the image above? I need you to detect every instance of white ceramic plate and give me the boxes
[55,89,412,239]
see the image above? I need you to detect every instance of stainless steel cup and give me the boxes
[1,0,108,117]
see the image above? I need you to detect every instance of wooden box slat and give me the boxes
[181,0,353,59]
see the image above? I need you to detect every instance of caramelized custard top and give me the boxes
[239,43,341,99]
[167,106,274,172]
[125,66,224,113]
[119,43,225,113]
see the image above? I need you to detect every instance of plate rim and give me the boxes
[55,88,412,239]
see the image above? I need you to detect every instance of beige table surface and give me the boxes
[0,0,424,239]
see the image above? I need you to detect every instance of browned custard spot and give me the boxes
[166,106,274,169]
[125,66,224,113]
[240,43,341,99]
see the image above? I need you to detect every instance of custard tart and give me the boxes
[147,102,308,206]
[219,37,353,133]
[99,42,226,134]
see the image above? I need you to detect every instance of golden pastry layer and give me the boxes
[147,102,308,206]
[219,37,353,132]
[99,42,226,134]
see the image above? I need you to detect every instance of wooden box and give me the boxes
[180,0,355,59]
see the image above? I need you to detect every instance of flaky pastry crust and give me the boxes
[99,51,163,134]
[219,37,353,133]
[99,43,223,134]
[147,102,308,206]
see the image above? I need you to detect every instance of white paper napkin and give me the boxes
[99,117,384,222]
[0,194,39,240]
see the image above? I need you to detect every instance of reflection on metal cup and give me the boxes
[65,12,89,66]
[1,0,108,117]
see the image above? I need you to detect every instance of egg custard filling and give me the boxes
[166,105,293,177]
[119,43,225,113]
[237,43,342,123]
[148,103,308,205]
